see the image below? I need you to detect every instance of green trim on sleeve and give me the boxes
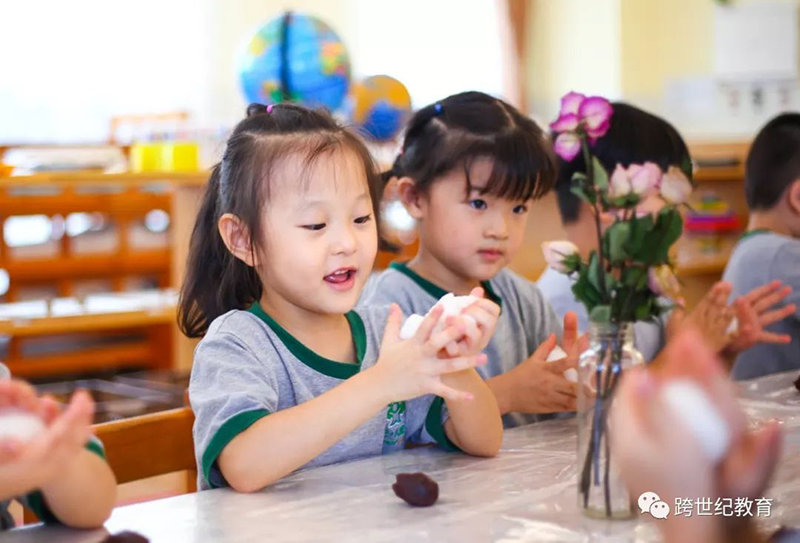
[247,302,365,379]
[85,437,105,459]
[201,409,270,489]
[24,491,57,524]
[390,262,503,309]
[424,397,461,452]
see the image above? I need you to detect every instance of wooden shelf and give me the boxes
[2,249,170,282]
[0,171,209,188]
[693,165,745,182]
[676,258,728,276]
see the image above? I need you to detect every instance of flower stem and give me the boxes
[581,138,608,302]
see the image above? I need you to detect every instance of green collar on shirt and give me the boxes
[739,228,771,241]
[389,262,503,308]
[247,302,367,379]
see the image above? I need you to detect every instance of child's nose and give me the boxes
[332,226,357,255]
[485,214,510,240]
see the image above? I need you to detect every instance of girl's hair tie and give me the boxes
[433,103,442,115]
[266,104,274,113]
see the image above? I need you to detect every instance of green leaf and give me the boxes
[571,263,602,309]
[570,185,596,205]
[606,222,631,264]
[591,157,609,191]
[626,214,654,259]
[587,252,604,294]
[589,305,611,323]
[634,297,654,321]
[571,171,588,183]
[622,266,648,290]
[653,208,684,263]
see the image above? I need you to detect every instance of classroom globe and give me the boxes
[350,75,412,141]
[239,12,351,111]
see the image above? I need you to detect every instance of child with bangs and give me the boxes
[361,92,580,427]
[181,103,503,493]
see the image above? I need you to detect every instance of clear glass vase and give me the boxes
[577,321,644,519]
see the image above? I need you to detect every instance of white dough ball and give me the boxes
[0,409,46,442]
[399,314,425,340]
[564,368,579,383]
[726,317,739,336]
[545,345,568,363]
[660,379,731,463]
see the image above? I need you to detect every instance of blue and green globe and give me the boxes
[239,13,351,111]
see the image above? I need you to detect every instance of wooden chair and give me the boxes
[95,406,196,487]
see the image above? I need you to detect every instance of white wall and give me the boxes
[0,0,506,143]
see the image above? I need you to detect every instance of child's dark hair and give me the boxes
[384,91,557,201]
[554,102,691,224]
[745,112,800,210]
[178,103,381,338]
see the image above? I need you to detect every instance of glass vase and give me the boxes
[577,321,644,519]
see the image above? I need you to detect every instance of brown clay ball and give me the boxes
[100,531,150,543]
[392,472,439,507]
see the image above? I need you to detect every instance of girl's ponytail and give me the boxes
[178,163,261,337]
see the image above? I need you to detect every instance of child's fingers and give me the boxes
[428,382,474,402]
[742,280,782,305]
[427,323,465,354]
[758,331,793,345]
[414,305,444,343]
[380,304,403,347]
[0,380,39,412]
[468,286,485,300]
[431,354,487,375]
[0,439,22,464]
[562,311,579,351]
[752,285,793,313]
[759,304,797,327]
[39,395,62,425]
[528,334,557,363]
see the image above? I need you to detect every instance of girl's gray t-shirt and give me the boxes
[189,303,454,491]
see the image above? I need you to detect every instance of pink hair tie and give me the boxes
[266,104,274,113]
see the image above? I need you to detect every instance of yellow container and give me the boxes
[161,142,199,172]
[130,143,161,172]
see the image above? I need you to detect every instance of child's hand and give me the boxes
[611,328,781,543]
[677,282,735,352]
[374,304,488,403]
[726,280,795,354]
[0,388,95,499]
[493,334,578,413]
[442,287,501,357]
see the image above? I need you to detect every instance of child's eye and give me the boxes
[468,199,488,210]
[354,214,372,224]
[302,223,326,231]
[513,204,528,214]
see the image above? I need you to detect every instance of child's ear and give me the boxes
[218,213,258,267]
[787,179,800,215]
[397,176,425,219]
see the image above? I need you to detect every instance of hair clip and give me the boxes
[434,103,442,114]
[266,104,274,113]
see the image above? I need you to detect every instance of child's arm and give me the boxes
[218,304,488,492]
[436,291,504,456]
[0,385,116,528]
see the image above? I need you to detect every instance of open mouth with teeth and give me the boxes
[324,268,357,289]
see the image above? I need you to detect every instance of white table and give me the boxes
[9,372,800,542]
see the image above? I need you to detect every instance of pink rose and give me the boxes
[541,241,580,273]
[660,166,692,204]
[628,162,662,199]
[648,264,681,298]
[608,164,632,198]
